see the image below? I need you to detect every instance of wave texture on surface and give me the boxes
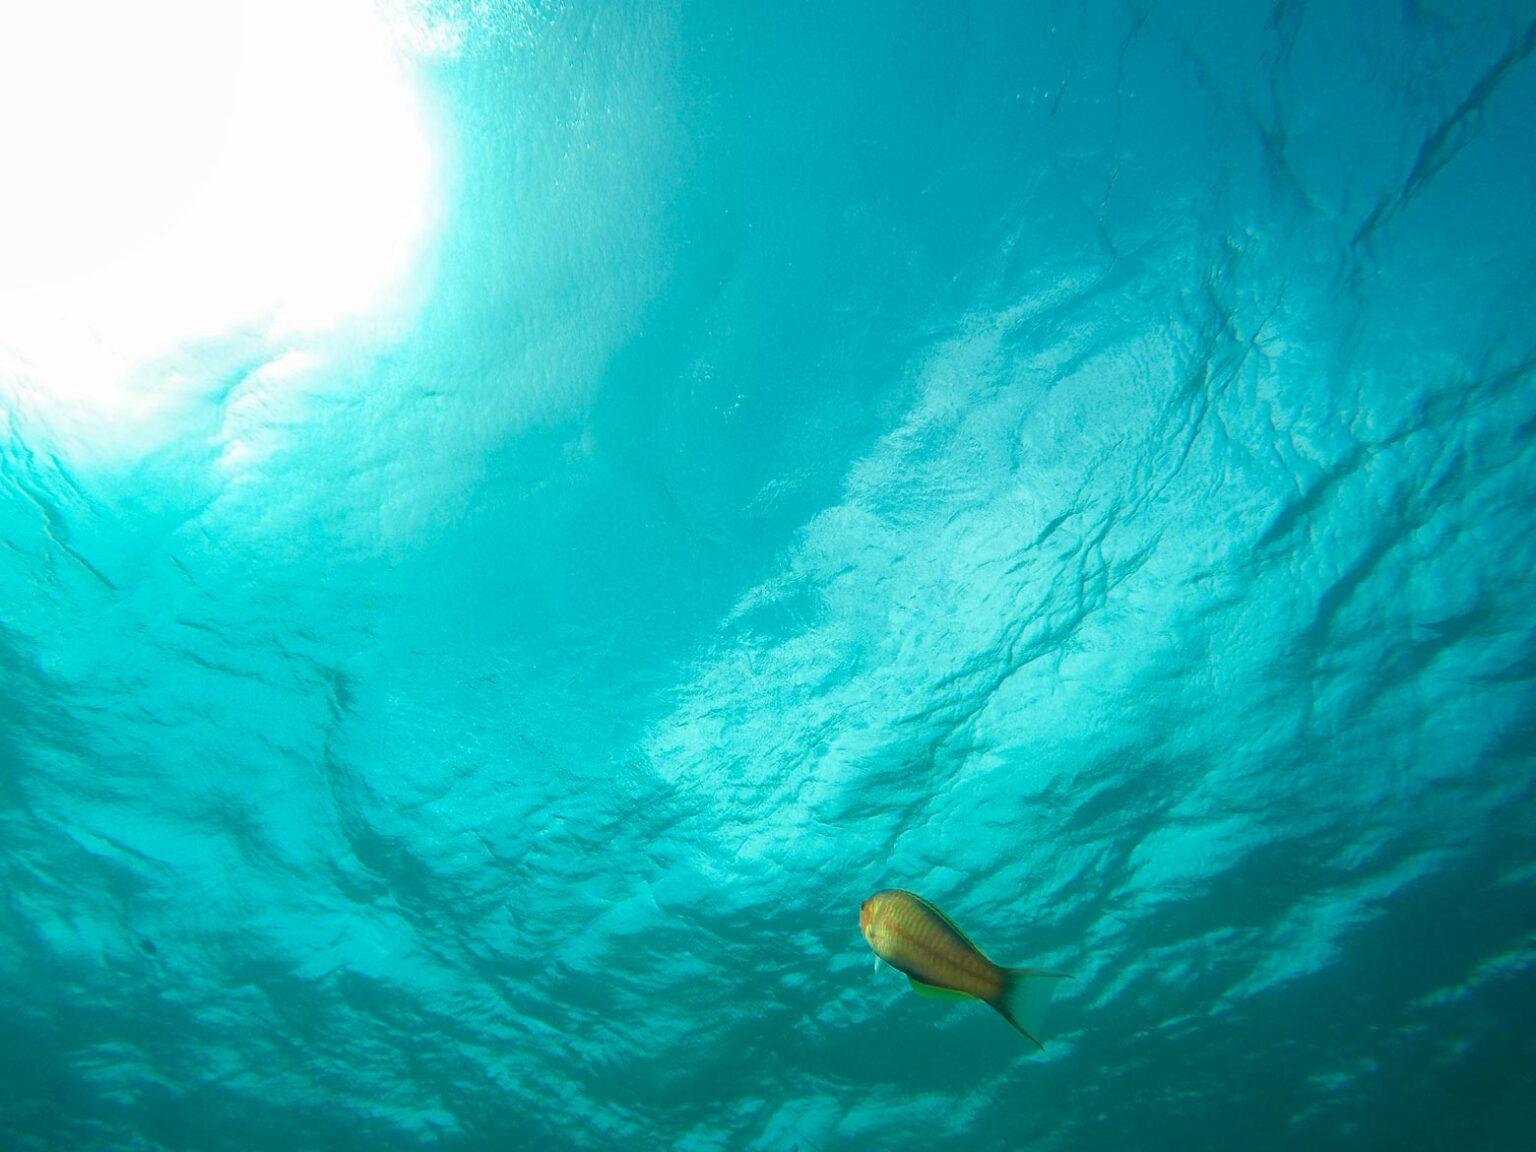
[2,1,1535,1149]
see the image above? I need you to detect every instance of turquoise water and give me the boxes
[3,2,1536,1149]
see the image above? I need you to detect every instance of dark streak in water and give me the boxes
[1352,19,1536,249]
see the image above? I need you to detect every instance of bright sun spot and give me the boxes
[0,0,437,459]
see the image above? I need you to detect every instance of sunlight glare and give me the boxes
[0,0,437,459]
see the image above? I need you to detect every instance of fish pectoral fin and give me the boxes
[907,976,972,1001]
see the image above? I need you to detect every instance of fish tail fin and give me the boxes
[992,967,1071,1051]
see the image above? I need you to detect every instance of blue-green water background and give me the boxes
[4,1,1536,1148]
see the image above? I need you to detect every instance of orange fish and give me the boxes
[859,888,1070,1049]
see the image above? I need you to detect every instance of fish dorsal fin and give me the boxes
[908,976,973,1001]
[906,892,991,962]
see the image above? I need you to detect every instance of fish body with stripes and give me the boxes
[859,888,1069,1049]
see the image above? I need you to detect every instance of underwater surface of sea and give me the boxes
[3,1,1535,1149]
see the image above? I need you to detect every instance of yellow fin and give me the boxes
[907,976,972,1001]
[995,968,1072,1050]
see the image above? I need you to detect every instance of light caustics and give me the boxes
[0,0,438,460]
